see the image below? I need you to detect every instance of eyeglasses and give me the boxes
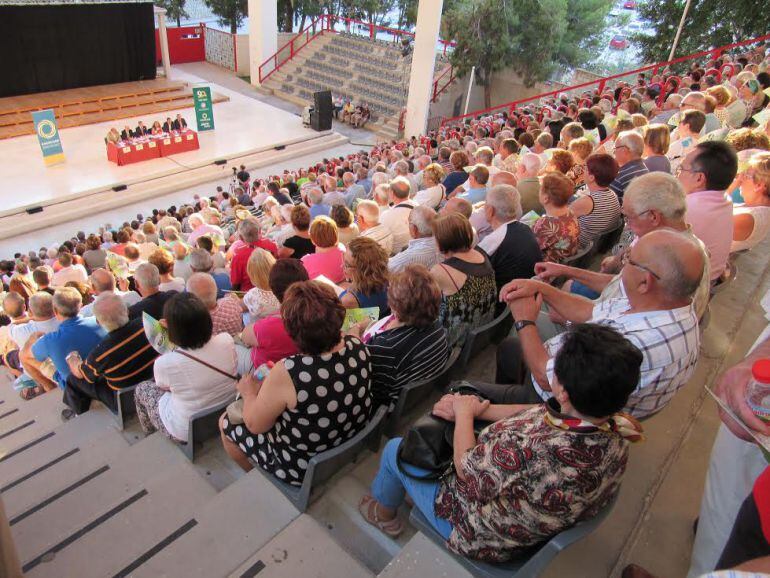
[614,144,628,151]
[627,258,661,280]
[675,164,700,177]
[622,209,652,222]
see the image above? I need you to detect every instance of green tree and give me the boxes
[444,0,612,108]
[205,0,247,33]
[633,0,770,63]
[278,0,294,32]
[155,0,188,27]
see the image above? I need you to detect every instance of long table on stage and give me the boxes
[106,131,200,166]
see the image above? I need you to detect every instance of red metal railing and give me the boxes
[258,13,457,101]
[438,32,770,128]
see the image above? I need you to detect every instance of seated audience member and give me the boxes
[32,267,55,295]
[307,188,331,220]
[678,141,739,281]
[667,110,706,172]
[442,151,471,197]
[356,200,394,256]
[128,263,177,320]
[132,232,158,261]
[220,280,374,483]
[239,259,308,374]
[499,229,702,418]
[543,148,575,177]
[340,237,390,316]
[301,216,346,283]
[63,294,158,418]
[65,280,94,308]
[82,235,107,271]
[342,171,367,208]
[9,263,36,304]
[381,178,417,254]
[570,153,621,249]
[533,173,580,263]
[109,229,131,256]
[279,205,315,259]
[242,248,280,322]
[609,131,649,201]
[732,152,770,252]
[566,137,592,187]
[134,293,236,442]
[143,221,160,244]
[414,163,446,209]
[362,265,450,409]
[516,153,544,214]
[430,213,497,347]
[456,165,490,204]
[81,268,141,317]
[388,206,442,273]
[642,124,672,173]
[189,248,230,298]
[52,252,88,286]
[360,323,643,553]
[187,273,243,337]
[123,244,144,275]
[330,204,360,247]
[230,219,279,291]
[172,242,193,281]
[477,185,542,290]
[21,287,106,392]
[148,248,185,293]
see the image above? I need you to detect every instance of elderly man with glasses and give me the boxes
[609,131,649,201]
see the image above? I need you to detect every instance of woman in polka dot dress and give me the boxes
[220,280,374,486]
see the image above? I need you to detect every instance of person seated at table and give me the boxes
[120,125,135,141]
[162,117,173,133]
[106,128,121,144]
[150,121,163,136]
[359,323,643,561]
[135,121,149,137]
[172,114,188,131]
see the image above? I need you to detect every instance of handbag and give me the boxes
[395,381,491,480]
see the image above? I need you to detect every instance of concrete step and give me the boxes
[228,514,373,578]
[0,389,69,456]
[13,432,216,569]
[130,470,301,577]
[1,407,128,519]
[378,533,472,578]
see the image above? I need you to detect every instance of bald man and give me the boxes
[490,229,702,419]
[81,268,140,317]
[186,273,243,337]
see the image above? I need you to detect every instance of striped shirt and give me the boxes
[609,159,649,201]
[388,236,443,273]
[576,188,621,248]
[81,317,158,390]
[367,319,450,409]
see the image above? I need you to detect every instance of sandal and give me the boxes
[20,386,44,400]
[358,495,403,538]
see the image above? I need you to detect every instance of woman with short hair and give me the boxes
[330,204,359,247]
[533,173,580,263]
[414,163,446,209]
[301,216,346,283]
[83,235,107,272]
[134,293,237,442]
[642,124,672,173]
[148,248,185,293]
[732,152,770,252]
[570,153,621,249]
[278,205,315,259]
[340,237,390,317]
[242,248,279,322]
[220,280,374,484]
[442,151,470,197]
[429,213,496,347]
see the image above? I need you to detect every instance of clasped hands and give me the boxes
[432,393,490,422]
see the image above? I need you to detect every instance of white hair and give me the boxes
[486,184,522,221]
[186,273,218,309]
[409,206,435,237]
[356,200,381,225]
[371,172,389,188]
[616,130,645,158]
[134,262,161,290]
[93,293,129,332]
[520,153,542,176]
[624,172,686,221]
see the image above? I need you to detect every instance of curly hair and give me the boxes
[282,281,345,355]
[547,149,576,175]
[422,163,446,186]
[346,236,389,296]
[309,216,339,249]
[388,264,442,328]
[726,128,770,153]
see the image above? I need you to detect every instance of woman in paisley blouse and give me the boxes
[533,172,580,263]
[360,324,643,563]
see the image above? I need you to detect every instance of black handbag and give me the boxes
[395,382,490,480]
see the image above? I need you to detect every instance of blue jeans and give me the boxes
[570,280,600,299]
[371,438,453,539]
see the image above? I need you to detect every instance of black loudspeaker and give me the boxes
[311,90,333,131]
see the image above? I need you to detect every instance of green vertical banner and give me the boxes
[193,86,215,131]
[31,109,65,166]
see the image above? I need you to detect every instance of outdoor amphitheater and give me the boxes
[0,0,768,577]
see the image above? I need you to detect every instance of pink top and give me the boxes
[250,314,298,367]
[301,246,346,283]
[686,190,733,280]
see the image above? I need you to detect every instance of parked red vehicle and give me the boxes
[610,35,629,50]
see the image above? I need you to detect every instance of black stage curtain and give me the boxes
[0,3,156,98]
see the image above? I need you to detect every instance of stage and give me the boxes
[0,67,348,240]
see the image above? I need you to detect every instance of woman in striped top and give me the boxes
[571,154,622,249]
[360,264,450,410]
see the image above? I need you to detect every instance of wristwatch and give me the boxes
[514,319,536,332]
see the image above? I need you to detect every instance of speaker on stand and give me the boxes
[311,90,333,131]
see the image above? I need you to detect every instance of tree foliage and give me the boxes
[155,0,188,27]
[444,0,612,108]
[204,0,247,33]
[633,0,770,64]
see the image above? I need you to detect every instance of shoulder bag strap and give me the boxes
[175,349,239,380]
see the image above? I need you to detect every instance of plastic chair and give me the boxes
[255,405,388,512]
[384,348,461,438]
[113,385,137,430]
[595,218,625,254]
[455,308,513,375]
[409,492,618,578]
[180,396,235,461]
[562,240,594,269]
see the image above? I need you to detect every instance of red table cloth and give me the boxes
[106,131,200,165]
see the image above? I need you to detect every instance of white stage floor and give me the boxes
[0,68,319,212]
